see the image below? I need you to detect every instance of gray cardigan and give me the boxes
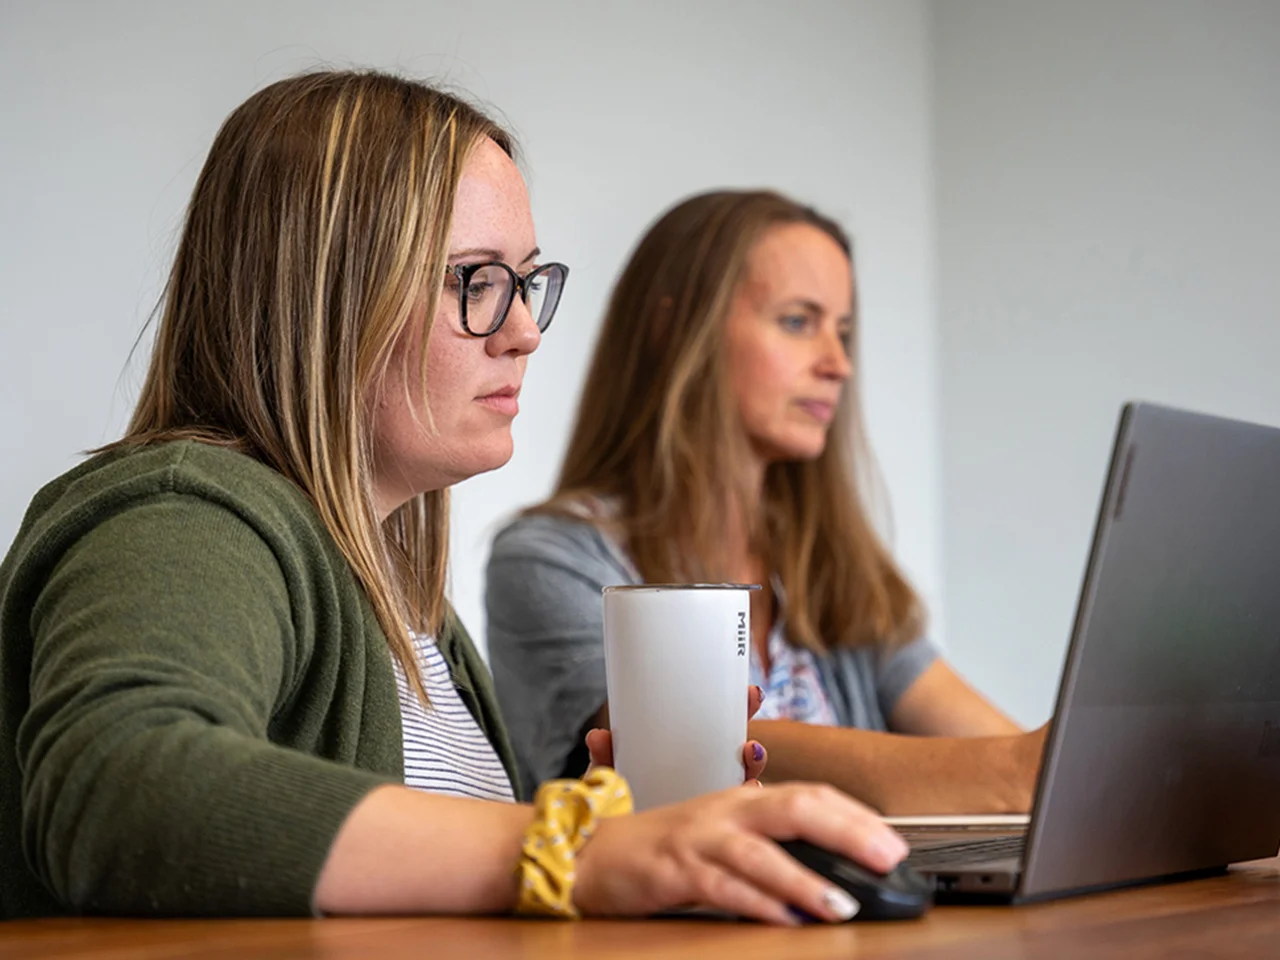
[485,512,939,798]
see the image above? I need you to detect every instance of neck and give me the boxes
[373,486,406,524]
[724,448,769,566]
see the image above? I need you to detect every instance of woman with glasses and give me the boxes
[486,190,1048,815]
[0,72,906,923]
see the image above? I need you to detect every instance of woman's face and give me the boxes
[371,137,542,517]
[724,222,854,466]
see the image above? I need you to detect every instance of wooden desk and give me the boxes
[3,858,1277,959]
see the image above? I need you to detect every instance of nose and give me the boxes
[487,294,541,358]
[817,328,853,382]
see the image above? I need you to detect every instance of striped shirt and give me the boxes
[395,632,515,802]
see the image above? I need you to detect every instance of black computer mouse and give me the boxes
[779,839,933,921]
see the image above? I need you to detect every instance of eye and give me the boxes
[838,327,854,352]
[779,314,812,334]
[464,280,495,303]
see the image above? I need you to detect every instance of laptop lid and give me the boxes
[1016,402,1280,901]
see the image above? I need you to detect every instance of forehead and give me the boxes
[449,137,535,258]
[743,222,853,306]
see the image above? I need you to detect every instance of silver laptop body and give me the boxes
[907,402,1280,903]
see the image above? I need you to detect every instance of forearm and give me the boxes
[750,720,1036,816]
[23,720,401,915]
[888,660,1023,737]
[315,786,535,915]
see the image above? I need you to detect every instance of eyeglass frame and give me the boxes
[445,260,570,337]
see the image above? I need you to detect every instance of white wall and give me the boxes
[0,1,941,655]
[934,0,1280,725]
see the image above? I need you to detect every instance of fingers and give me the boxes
[746,783,908,875]
[684,862,797,926]
[742,740,767,781]
[743,686,767,783]
[710,831,861,924]
[585,728,612,769]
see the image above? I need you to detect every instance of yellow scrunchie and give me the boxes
[516,767,634,918]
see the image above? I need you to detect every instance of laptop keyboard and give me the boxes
[906,835,1027,869]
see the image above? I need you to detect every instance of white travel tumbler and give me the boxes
[602,583,757,811]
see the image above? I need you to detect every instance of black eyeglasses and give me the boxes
[445,261,569,337]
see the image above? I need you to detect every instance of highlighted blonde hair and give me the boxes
[115,70,512,700]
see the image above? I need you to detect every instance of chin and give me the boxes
[468,437,516,477]
[770,432,829,463]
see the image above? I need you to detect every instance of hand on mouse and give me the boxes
[583,684,768,783]
[572,781,908,924]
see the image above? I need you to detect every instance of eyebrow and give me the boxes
[780,297,855,325]
[448,246,541,266]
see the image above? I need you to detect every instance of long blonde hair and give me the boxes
[537,189,923,652]
[113,70,513,701]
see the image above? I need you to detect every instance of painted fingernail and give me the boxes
[752,742,765,763]
[824,886,861,921]
[755,685,766,702]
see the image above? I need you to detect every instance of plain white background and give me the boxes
[1,1,1276,726]
[935,0,1280,724]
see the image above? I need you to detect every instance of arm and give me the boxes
[889,659,1023,736]
[20,490,912,922]
[19,495,393,914]
[315,787,534,914]
[311,774,909,925]
[751,719,1045,815]
[24,494,569,917]
[752,653,1040,814]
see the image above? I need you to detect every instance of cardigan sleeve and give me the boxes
[17,492,392,916]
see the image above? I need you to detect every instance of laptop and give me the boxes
[896,402,1280,904]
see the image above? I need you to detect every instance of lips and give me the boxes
[477,385,520,417]
[796,399,836,424]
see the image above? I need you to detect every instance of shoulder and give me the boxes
[157,441,322,529]
[875,634,941,667]
[486,509,640,614]
[30,441,312,521]
[822,634,939,671]
[490,510,626,573]
[805,635,938,728]
[11,441,342,582]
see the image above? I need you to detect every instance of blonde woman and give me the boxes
[0,75,907,923]
[487,190,1047,814]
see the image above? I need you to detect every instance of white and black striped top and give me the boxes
[394,633,515,803]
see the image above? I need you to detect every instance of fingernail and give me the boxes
[878,832,910,863]
[824,886,861,921]
[755,685,766,702]
[752,742,765,763]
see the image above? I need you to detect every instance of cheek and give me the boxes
[423,326,512,461]
[374,326,469,458]
[732,338,796,427]
[422,324,472,426]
